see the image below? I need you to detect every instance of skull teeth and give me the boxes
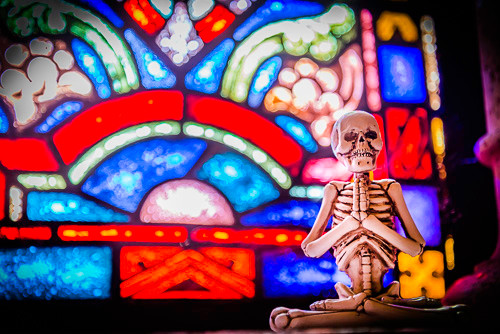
[351,150,373,158]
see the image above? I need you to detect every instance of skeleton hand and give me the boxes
[351,174,369,221]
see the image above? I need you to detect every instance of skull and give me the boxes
[331,111,383,173]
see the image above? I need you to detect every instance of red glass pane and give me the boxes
[53,90,184,164]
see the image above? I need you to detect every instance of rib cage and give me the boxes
[331,181,395,228]
[330,180,398,270]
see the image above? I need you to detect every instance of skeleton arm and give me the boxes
[362,182,425,256]
[301,182,360,258]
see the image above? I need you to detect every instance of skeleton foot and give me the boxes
[364,297,467,322]
[310,292,367,311]
[380,296,443,308]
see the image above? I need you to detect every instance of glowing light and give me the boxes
[264,47,363,146]
[82,138,205,213]
[376,11,418,42]
[150,0,173,18]
[421,16,441,111]
[0,0,140,93]
[192,228,307,246]
[184,122,291,189]
[187,96,302,174]
[124,0,165,34]
[222,3,356,103]
[248,56,282,108]
[198,152,280,212]
[302,158,353,184]
[0,107,9,133]
[72,38,110,96]
[124,29,176,89]
[68,121,181,185]
[185,39,235,94]
[275,115,317,153]
[120,247,255,299]
[378,45,427,103]
[18,174,67,190]
[360,9,381,112]
[36,101,84,133]
[58,225,188,243]
[233,0,324,41]
[241,200,323,228]
[0,172,4,220]
[0,246,112,300]
[155,2,204,66]
[54,90,184,165]
[188,0,214,20]
[195,5,235,43]
[289,185,324,199]
[395,185,441,247]
[0,138,59,171]
[76,0,124,28]
[398,251,445,299]
[386,107,433,180]
[431,117,445,155]
[26,192,129,222]
[0,227,52,240]
[445,236,455,270]
[0,37,92,127]
[9,186,23,222]
[262,249,351,297]
[140,180,234,225]
[4,44,29,66]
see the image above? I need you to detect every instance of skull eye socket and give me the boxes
[344,132,358,142]
[365,130,378,140]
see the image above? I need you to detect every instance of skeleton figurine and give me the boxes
[270,111,463,331]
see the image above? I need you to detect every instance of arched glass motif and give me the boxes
[0,0,445,305]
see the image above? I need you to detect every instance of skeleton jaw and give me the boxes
[340,149,378,173]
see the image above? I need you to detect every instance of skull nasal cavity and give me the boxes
[359,136,365,142]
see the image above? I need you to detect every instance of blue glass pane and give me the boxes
[72,38,111,99]
[396,185,441,247]
[124,29,176,89]
[262,249,350,298]
[248,56,282,108]
[76,0,124,27]
[36,101,83,133]
[0,106,8,133]
[233,0,325,41]
[197,152,280,212]
[0,246,112,300]
[241,200,329,228]
[378,45,426,103]
[27,192,129,222]
[185,39,234,94]
[82,138,206,212]
[275,115,318,153]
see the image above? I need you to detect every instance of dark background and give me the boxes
[0,0,497,332]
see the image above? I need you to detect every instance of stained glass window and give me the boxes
[0,0,449,329]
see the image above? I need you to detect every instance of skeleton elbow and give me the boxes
[406,242,425,257]
[305,244,325,258]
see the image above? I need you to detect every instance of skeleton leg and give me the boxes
[304,215,360,258]
[376,281,400,300]
[364,298,466,321]
[335,282,354,299]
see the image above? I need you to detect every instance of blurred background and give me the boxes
[0,0,496,331]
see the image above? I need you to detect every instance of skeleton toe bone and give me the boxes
[310,292,368,311]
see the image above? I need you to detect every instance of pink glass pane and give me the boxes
[140,180,234,225]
